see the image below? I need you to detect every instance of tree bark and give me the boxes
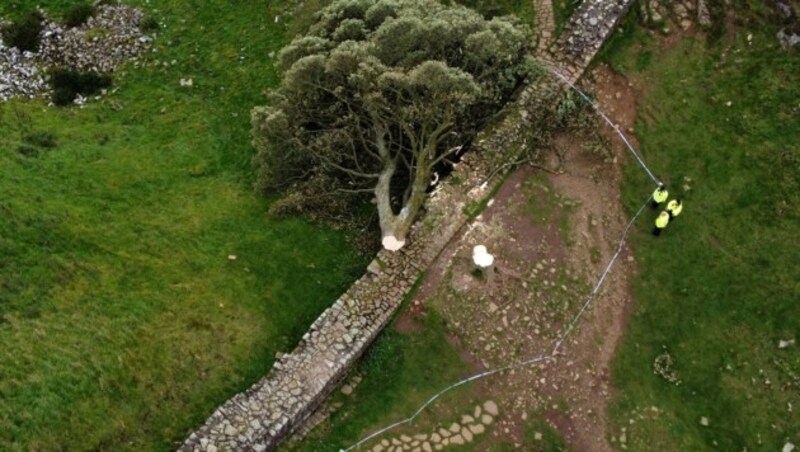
[374,135,435,250]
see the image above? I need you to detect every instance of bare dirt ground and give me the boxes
[393,63,644,450]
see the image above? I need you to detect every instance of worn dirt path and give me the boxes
[390,63,643,451]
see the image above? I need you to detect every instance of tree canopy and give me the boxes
[253,0,535,249]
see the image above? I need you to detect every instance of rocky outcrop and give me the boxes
[775,0,800,48]
[0,40,45,101]
[778,27,800,47]
[0,4,151,103]
[37,4,152,74]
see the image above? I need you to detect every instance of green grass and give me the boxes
[462,173,506,219]
[290,306,471,451]
[606,9,800,451]
[553,0,580,34]
[522,415,569,450]
[0,1,367,450]
[455,0,535,25]
[596,8,654,73]
[520,173,576,245]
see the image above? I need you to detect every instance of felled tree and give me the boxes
[253,0,534,250]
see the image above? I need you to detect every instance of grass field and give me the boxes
[604,5,800,450]
[0,1,368,450]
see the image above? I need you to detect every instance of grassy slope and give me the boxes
[603,7,799,451]
[0,1,367,450]
[553,0,580,34]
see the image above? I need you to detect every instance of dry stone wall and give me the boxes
[533,0,556,56]
[182,131,497,452]
[182,1,635,450]
[541,0,637,83]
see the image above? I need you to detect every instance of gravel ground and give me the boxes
[0,4,151,103]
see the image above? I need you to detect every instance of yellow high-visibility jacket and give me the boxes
[655,212,670,229]
[667,200,683,217]
[653,187,669,204]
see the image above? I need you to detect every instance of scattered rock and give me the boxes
[367,258,383,275]
[700,416,709,427]
[778,29,800,49]
[0,4,152,103]
[0,43,45,101]
[697,0,711,25]
[484,400,499,416]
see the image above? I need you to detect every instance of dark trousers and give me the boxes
[652,226,663,236]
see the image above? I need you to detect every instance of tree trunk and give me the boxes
[375,152,433,251]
